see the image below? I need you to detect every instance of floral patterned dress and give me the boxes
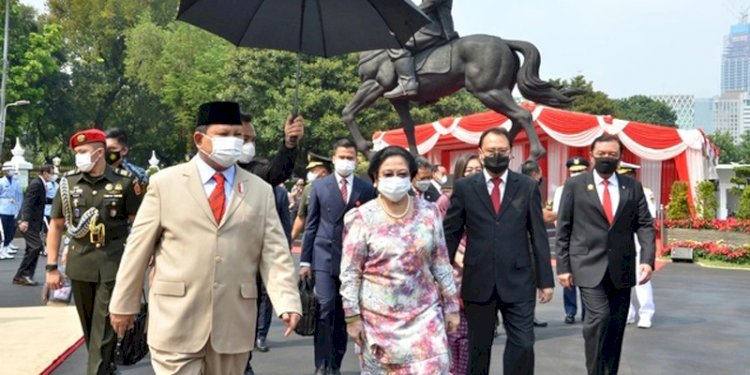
[341,198,460,374]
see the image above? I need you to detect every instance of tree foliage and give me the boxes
[550,75,617,115]
[614,95,677,127]
[696,180,717,220]
[711,131,738,163]
[667,181,691,220]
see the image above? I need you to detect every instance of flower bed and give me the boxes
[665,218,750,233]
[665,240,750,264]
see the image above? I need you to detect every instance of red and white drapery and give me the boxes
[372,102,717,214]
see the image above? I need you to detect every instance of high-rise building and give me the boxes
[713,91,748,142]
[722,22,750,93]
[695,98,715,134]
[649,95,695,129]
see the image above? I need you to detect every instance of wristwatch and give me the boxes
[45,264,58,272]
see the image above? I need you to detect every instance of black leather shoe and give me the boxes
[255,337,269,352]
[244,363,255,375]
[564,315,575,324]
[330,369,342,375]
[12,276,38,286]
[314,368,329,375]
[533,318,548,327]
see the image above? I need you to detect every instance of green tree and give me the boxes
[667,181,691,220]
[696,180,717,220]
[47,0,174,129]
[711,131,739,163]
[550,75,617,115]
[737,186,750,219]
[614,95,678,127]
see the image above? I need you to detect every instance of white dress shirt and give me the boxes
[194,156,235,203]
[335,172,354,203]
[483,168,508,197]
[593,172,619,218]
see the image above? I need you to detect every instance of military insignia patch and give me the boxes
[114,183,123,191]
[76,134,86,143]
[105,183,113,191]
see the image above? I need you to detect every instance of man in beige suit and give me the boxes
[110,101,302,375]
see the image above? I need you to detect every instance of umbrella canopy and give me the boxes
[177,0,431,57]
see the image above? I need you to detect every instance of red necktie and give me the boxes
[491,178,502,214]
[602,179,614,224]
[340,178,348,204]
[209,173,226,223]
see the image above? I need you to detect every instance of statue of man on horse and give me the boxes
[342,1,577,159]
[384,0,458,99]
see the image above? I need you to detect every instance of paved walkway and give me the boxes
[2,240,749,374]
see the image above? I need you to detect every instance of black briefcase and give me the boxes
[114,291,149,366]
[294,277,318,336]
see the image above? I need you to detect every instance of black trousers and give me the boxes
[71,279,117,375]
[579,272,631,375]
[1,214,16,246]
[14,223,43,279]
[465,288,536,375]
[313,271,347,370]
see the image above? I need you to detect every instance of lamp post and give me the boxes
[0,0,10,159]
[0,99,29,157]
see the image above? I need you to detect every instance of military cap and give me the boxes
[566,156,590,172]
[306,152,332,171]
[616,161,640,175]
[196,101,242,127]
[70,129,106,150]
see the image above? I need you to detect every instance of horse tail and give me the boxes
[505,39,575,108]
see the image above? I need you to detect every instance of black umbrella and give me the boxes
[177,0,431,114]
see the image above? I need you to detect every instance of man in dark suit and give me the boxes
[13,165,53,286]
[444,128,554,375]
[412,156,440,202]
[556,134,655,375]
[299,139,376,375]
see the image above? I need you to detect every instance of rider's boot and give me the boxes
[384,56,418,99]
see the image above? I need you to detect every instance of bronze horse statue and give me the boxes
[342,34,577,159]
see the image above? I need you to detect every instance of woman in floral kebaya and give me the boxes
[340,146,460,374]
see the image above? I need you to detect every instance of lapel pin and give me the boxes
[239,183,244,194]
[587,184,594,191]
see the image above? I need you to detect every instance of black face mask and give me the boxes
[483,154,510,174]
[594,157,619,175]
[106,150,122,165]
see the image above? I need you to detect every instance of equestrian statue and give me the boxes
[342,0,577,159]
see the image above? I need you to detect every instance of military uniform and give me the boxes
[51,139,142,374]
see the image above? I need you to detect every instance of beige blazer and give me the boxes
[109,160,301,354]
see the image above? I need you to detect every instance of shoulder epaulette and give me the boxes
[63,169,80,177]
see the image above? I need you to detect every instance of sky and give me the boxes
[19,0,738,99]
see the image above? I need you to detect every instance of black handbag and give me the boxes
[294,277,318,336]
[114,290,149,366]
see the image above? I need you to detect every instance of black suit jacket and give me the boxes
[443,170,554,303]
[19,177,46,229]
[555,171,655,289]
[238,142,298,187]
[301,174,375,276]
[410,184,440,202]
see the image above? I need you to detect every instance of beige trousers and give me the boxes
[150,340,250,375]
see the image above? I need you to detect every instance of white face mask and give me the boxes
[238,142,256,164]
[334,159,356,177]
[201,135,243,168]
[50,174,59,182]
[4,170,15,177]
[75,152,98,173]
[439,175,448,185]
[414,180,431,192]
[306,171,318,183]
[378,176,412,202]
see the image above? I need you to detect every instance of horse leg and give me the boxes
[473,88,546,160]
[342,79,385,158]
[391,100,419,155]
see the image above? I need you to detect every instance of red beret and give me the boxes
[70,129,107,149]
